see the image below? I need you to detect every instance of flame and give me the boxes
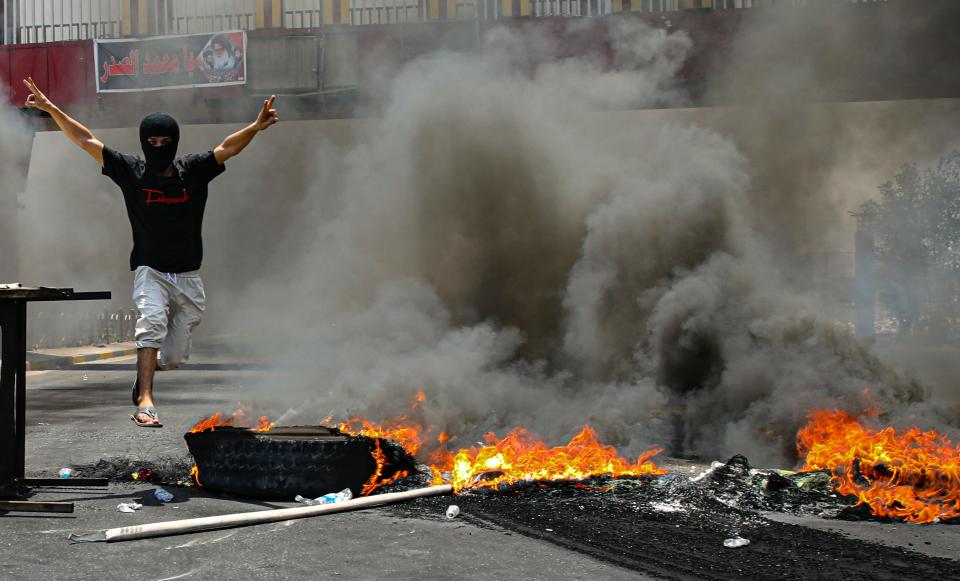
[190,464,201,486]
[360,439,411,496]
[412,390,426,408]
[189,411,229,433]
[188,393,667,497]
[431,426,666,493]
[798,409,960,524]
[336,390,430,458]
[188,408,275,433]
[252,415,275,432]
[338,418,424,456]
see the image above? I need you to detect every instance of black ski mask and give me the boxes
[139,112,180,173]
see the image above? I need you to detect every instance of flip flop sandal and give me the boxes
[131,406,163,428]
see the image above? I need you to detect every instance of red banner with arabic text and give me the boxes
[95,31,246,93]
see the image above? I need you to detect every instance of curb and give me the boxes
[25,347,138,372]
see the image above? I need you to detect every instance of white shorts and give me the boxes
[132,266,205,370]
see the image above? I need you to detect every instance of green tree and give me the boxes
[862,151,960,337]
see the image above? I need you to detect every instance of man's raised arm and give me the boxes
[213,95,278,165]
[23,77,104,166]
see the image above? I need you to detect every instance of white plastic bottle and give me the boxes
[296,488,353,506]
[320,488,353,504]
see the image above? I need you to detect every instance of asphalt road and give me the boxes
[3,342,960,580]
[4,346,647,581]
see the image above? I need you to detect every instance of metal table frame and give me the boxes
[0,287,112,513]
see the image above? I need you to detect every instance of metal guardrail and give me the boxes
[26,307,137,349]
[167,0,256,35]
[6,0,123,44]
[2,0,893,46]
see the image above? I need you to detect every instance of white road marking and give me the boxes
[165,530,238,550]
[156,569,199,580]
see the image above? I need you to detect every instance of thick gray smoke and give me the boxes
[709,0,960,270]
[0,97,32,281]
[10,10,956,467]
[222,19,937,467]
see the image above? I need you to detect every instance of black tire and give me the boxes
[185,426,416,499]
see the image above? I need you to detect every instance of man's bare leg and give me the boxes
[134,347,159,423]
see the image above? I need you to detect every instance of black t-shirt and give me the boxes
[101,146,225,272]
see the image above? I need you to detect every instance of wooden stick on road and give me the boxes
[69,485,453,543]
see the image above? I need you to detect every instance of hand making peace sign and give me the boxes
[254,95,279,131]
[22,77,55,113]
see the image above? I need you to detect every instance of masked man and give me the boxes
[22,77,279,427]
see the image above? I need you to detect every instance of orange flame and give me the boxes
[190,464,201,486]
[431,426,666,493]
[189,411,229,433]
[338,418,425,457]
[798,410,960,524]
[252,415,274,432]
[360,439,411,496]
[188,393,667,497]
[336,390,430,459]
[188,408,275,434]
[412,390,426,408]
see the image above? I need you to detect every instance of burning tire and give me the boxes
[184,426,416,499]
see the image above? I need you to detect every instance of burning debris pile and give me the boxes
[682,455,845,518]
[186,391,669,499]
[183,392,960,527]
[427,426,666,493]
[390,463,960,581]
[798,409,960,524]
[185,414,665,499]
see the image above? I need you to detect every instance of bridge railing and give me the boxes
[26,307,138,350]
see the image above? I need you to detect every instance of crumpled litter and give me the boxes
[116,502,143,513]
[690,461,725,483]
[131,468,157,482]
[723,536,750,548]
[68,531,107,543]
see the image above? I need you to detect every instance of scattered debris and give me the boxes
[69,531,106,543]
[389,476,960,581]
[650,500,686,513]
[694,455,853,518]
[445,505,460,519]
[723,536,750,548]
[116,502,143,513]
[153,488,174,503]
[68,455,196,487]
[131,468,158,482]
[690,461,725,483]
[57,468,73,479]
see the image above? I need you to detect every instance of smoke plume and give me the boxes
[12,8,959,468]
[223,18,934,467]
[0,98,32,281]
